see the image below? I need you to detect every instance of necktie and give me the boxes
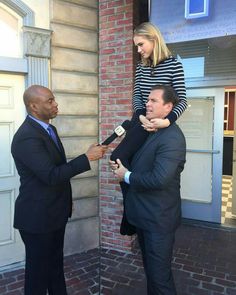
[47,125,60,150]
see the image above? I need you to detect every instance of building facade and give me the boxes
[0,0,100,268]
[0,0,235,270]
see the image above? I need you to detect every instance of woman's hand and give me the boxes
[150,118,170,129]
[139,114,156,131]
[139,115,170,132]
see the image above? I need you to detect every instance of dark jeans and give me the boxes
[110,113,149,235]
[136,228,177,295]
[20,227,67,295]
[110,113,148,168]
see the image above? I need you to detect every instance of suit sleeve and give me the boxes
[129,133,186,191]
[12,135,91,186]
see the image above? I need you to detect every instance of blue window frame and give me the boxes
[185,0,209,19]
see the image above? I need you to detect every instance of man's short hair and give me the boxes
[151,85,179,106]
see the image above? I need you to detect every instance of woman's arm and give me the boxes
[166,59,187,124]
[132,63,146,116]
[143,59,187,130]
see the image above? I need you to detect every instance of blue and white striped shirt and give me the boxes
[133,57,187,123]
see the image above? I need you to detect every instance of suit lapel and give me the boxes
[26,117,66,160]
[51,125,66,159]
[131,129,164,165]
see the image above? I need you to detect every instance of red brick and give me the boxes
[215,278,236,288]
[99,3,108,9]
[192,273,213,283]
[107,0,124,8]
[202,282,224,292]
[205,270,226,279]
[99,0,134,253]
[0,286,6,293]
[100,8,115,16]
[108,14,124,21]
[100,21,116,30]
[188,286,211,295]
[7,280,24,290]
[183,265,203,274]
[227,288,236,295]
[100,48,115,55]
[0,277,16,286]
[117,19,131,26]
[106,27,124,35]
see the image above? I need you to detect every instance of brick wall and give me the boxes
[99,0,136,252]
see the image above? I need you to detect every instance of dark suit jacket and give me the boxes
[126,123,186,233]
[11,116,91,233]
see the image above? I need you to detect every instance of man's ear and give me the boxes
[29,102,38,113]
[166,102,173,112]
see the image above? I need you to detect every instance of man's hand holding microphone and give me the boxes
[85,143,108,161]
[109,159,128,181]
[86,120,131,162]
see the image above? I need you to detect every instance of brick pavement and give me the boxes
[0,249,100,295]
[1,223,236,295]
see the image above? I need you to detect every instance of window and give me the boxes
[169,36,236,80]
[185,0,209,19]
[0,3,23,58]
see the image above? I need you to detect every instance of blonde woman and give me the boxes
[133,22,187,129]
[110,22,187,235]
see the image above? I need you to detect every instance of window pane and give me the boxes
[189,0,205,14]
[169,36,236,79]
[178,98,214,202]
[0,5,23,58]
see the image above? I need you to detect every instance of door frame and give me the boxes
[181,87,224,223]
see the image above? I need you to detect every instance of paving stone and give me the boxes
[0,224,236,294]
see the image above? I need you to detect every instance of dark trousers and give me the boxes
[20,227,67,295]
[136,228,177,295]
[111,113,149,235]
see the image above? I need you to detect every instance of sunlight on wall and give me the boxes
[23,0,50,28]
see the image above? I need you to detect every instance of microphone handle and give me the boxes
[101,133,118,145]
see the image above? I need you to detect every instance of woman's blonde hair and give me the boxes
[134,22,171,66]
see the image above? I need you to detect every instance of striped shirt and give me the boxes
[133,57,187,124]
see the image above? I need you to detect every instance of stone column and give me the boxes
[23,26,52,87]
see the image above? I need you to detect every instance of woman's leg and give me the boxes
[110,114,148,235]
[110,115,148,168]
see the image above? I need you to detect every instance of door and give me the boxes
[178,88,224,223]
[0,74,25,267]
[232,93,236,216]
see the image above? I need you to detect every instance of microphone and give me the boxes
[101,120,131,145]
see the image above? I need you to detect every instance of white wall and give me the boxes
[23,0,50,28]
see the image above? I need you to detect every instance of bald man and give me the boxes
[11,85,107,295]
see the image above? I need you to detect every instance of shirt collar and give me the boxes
[28,114,49,133]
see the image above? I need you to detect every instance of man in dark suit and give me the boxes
[111,85,186,295]
[11,85,107,295]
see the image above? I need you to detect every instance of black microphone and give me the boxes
[101,120,131,145]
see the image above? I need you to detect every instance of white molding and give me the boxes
[23,26,52,58]
[185,0,209,19]
[0,56,27,73]
[0,0,34,26]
